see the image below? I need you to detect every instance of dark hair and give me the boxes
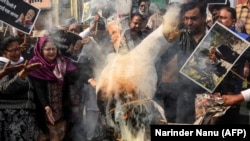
[138,0,150,6]
[0,36,19,54]
[130,13,143,21]
[220,6,236,20]
[208,0,230,13]
[181,0,207,16]
[64,17,77,27]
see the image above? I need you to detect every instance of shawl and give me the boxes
[0,56,24,65]
[28,36,77,84]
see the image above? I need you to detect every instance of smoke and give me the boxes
[112,0,132,15]
[32,0,185,140]
[94,2,182,140]
[34,0,185,140]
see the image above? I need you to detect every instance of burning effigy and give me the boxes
[95,3,181,141]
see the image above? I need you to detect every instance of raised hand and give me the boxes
[0,61,24,79]
[222,94,244,106]
[18,60,42,79]
[72,37,90,55]
[20,34,30,52]
[66,44,74,54]
[18,13,25,24]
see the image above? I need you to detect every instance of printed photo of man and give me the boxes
[15,9,35,30]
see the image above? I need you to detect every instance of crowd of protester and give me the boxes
[1,0,250,141]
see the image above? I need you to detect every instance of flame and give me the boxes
[95,3,181,140]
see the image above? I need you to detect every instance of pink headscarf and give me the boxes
[28,36,77,84]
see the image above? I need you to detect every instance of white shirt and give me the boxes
[241,89,250,102]
[79,27,91,38]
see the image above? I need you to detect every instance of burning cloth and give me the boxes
[194,93,230,125]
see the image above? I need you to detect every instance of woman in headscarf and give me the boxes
[0,36,42,141]
[28,35,79,141]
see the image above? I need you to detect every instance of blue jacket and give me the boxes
[231,27,250,40]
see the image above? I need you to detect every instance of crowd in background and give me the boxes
[1,0,250,141]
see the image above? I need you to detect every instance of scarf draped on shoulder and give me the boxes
[0,56,24,65]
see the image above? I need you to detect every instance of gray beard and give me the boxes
[139,10,149,17]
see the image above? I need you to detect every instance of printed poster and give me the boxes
[0,0,40,34]
[180,22,250,93]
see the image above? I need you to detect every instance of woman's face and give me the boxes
[42,41,58,62]
[3,41,22,62]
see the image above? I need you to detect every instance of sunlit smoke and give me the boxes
[94,2,182,140]
[32,0,182,140]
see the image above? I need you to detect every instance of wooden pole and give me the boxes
[3,25,9,37]
[230,69,250,85]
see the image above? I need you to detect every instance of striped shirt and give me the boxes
[235,2,250,34]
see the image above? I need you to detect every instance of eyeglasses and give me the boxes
[6,48,22,53]
[43,47,57,51]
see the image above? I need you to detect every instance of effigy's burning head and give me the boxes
[162,2,182,42]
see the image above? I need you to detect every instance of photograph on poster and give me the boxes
[180,22,250,93]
